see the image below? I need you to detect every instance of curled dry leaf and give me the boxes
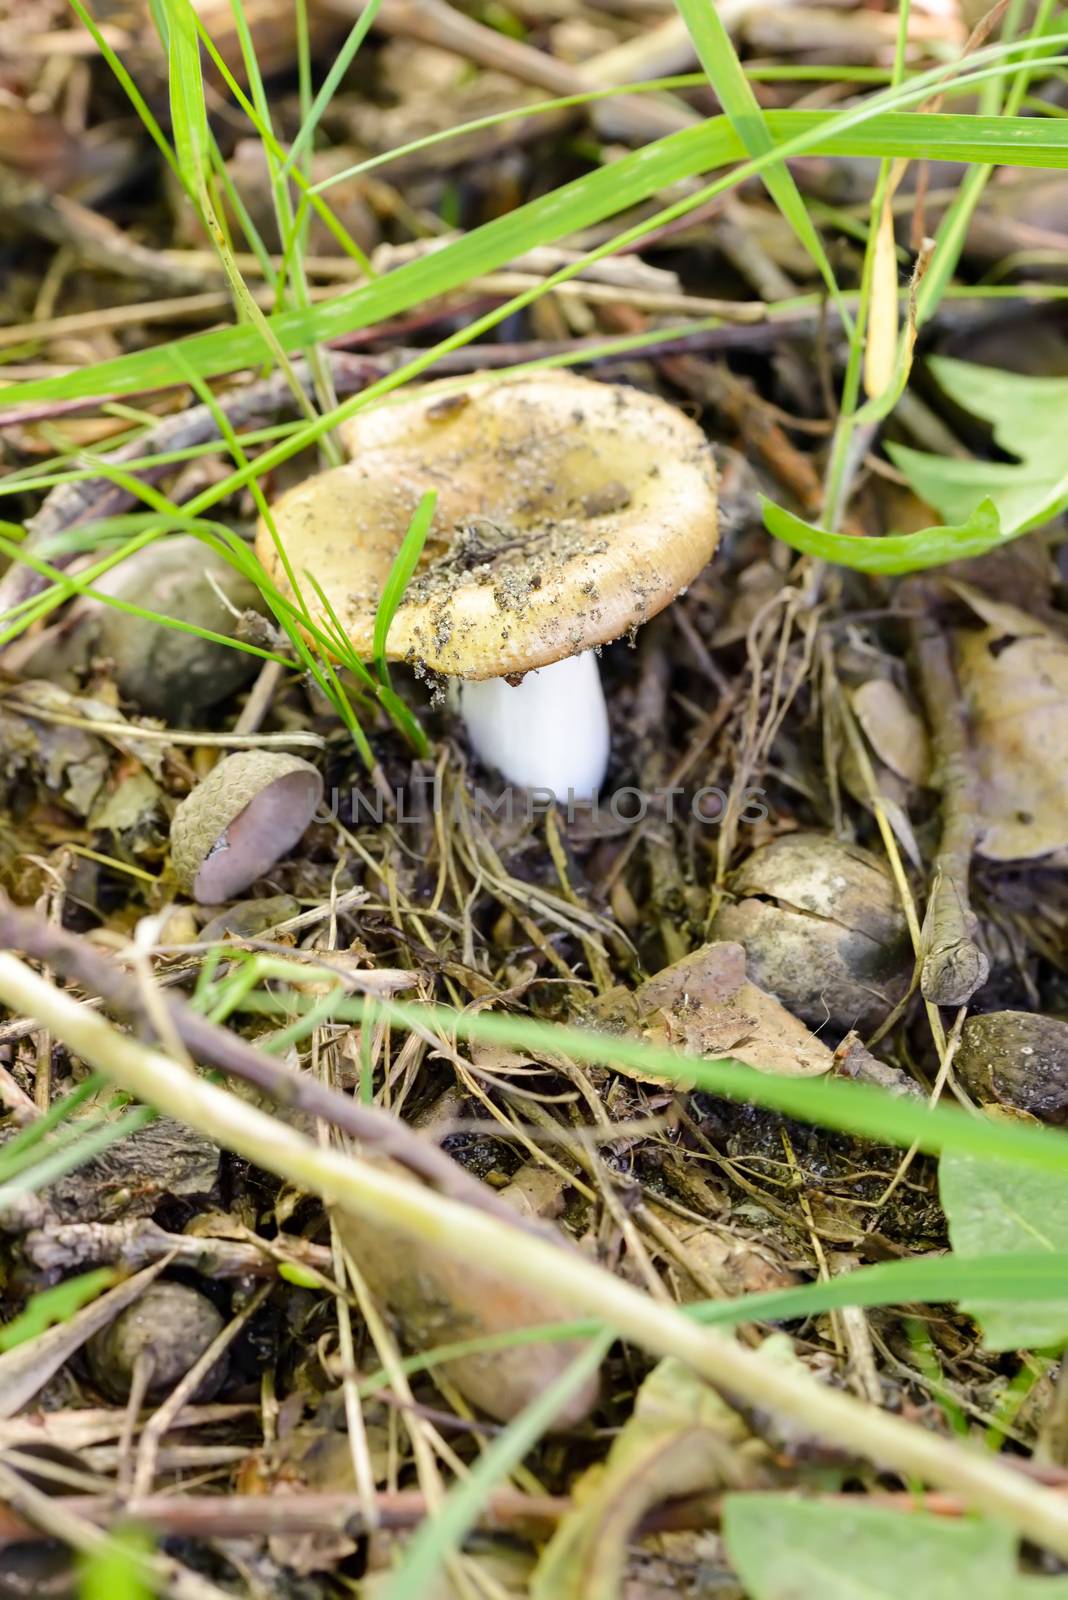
[851,678,932,787]
[587,941,834,1080]
[531,1358,766,1600]
[951,584,1068,862]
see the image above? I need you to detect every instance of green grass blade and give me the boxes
[353,1253,1068,1391]
[0,1269,117,1352]
[232,989,1068,1178]
[7,103,1068,410]
[373,490,437,674]
[379,1334,611,1600]
[673,0,847,316]
[282,0,385,177]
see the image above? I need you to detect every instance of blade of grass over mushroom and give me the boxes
[227,986,1068,1176]
[673,0,847,318]
[352,1253,1068,1394]
[373,490,438,685]
[760,497,1011,573]
[301,568,429,758]
[380,1334,613,1600]
[6,74,1068,409]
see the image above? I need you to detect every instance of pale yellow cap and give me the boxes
[256,372,718,680]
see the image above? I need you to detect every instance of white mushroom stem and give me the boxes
[459,651,610,803]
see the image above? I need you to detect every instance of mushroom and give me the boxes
[171,750,323,903]
[256,372,718,800]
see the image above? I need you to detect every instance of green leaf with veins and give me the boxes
[940,1152,1068,1351]
[889,359,1068,536]
[724,1497,1018,1600]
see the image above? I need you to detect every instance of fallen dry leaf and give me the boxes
[851,678,932,787]
[531,1358,765,1600]
[331,1178,599,1429]
[951,583,1068,861]
[587,942,834,1080]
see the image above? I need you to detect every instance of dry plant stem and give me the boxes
[19,1218,334,1277]
[0,1488,575,1545]
[0,164,207,295]
[908,592,990,1006]
[320,0,695,141]
[0,1460,232,1600]
[5,956,1068,1558]
[0,898,528,1230]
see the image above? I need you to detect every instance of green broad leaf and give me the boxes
[723,1496,1018,1600]
[940,1152,1068,1351]
[0,1268,117,1352]
[889,360,1068,537]
[761,495,1007,574]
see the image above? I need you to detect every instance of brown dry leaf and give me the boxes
[950,583,1068,861]
[530,1358,763,1600]
[851,678,932,787]
[587,943,834,1081]
[331,1181,599,1429]
[646,1203,798,1304]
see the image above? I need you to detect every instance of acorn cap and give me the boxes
[256,372,718,680]
[171,750,323,903]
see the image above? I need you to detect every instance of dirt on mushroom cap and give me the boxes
[256,372,718,680]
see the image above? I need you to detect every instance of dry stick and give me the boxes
[3,955,1068,1557]
[0,1488,574,1545]
[0,1460,232,1600]
[0,898,534,1233]
[0,164,209,296]
[19,1217,334,1278]
[320,0,696,142]
[907,587,990,1007]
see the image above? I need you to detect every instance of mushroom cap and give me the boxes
[256,372,718,680]
[170,750,323,903]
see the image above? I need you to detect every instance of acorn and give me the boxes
[710,832,913,1035]
[954,1011,1068,1124]
[170,750,323,903]
[85,1283,226,1403]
